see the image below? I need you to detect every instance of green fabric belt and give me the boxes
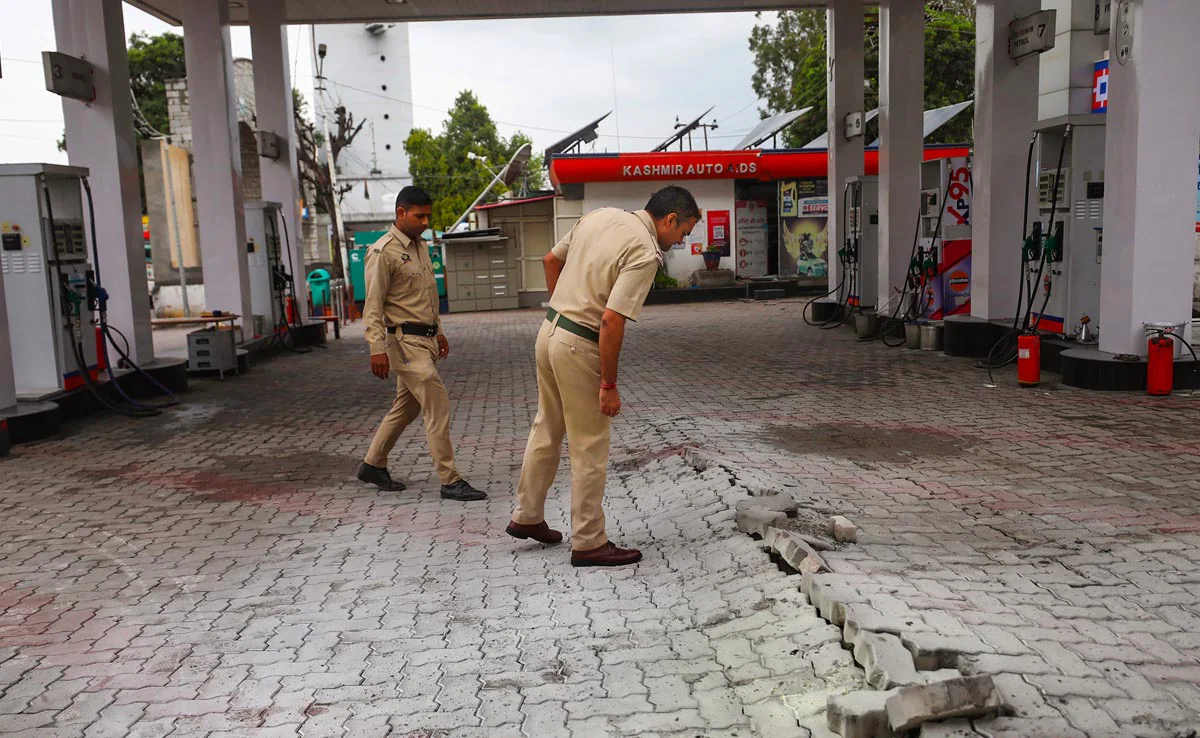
[546,308,599,343]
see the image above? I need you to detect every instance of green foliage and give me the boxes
[127,32,187,136]
[749,2,976,148]
[653,271,679,290]
[405,91,547,231]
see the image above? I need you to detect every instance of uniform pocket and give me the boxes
[556,336,600,360]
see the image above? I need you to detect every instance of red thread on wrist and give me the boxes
[601,382,617,390]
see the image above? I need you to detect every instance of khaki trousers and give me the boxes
[364,334,461,486]
[514,320,612,551]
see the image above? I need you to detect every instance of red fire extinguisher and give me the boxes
[1147,335,1174,396]
[1017,334,1041,387]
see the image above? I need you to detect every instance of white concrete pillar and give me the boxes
[826,0,866,300]
[182,0,253,326]
[51,0,154,363]
[970,0,1041,322]
[877,0,924,312]
[248,0,309,320]
[1098,0,1200,356]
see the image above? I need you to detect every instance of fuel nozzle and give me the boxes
[1044,221,1064,263]
[922,246,938,280]
[1023,221,1043,263]
[907,249,924,289]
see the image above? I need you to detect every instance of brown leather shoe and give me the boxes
[506,520,563,545]
[571,542,642,568]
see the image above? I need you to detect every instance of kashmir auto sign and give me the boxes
[620,159,760,179]
[549,147,974,185]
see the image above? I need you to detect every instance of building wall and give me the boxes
[239,122,262,202]
[312,23,415,223]
[165,79,192,150]
[582,180,736,283]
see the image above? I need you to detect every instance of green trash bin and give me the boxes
[307,268,331,310]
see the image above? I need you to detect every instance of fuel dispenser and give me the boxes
[917,156,973,320]
[1027,122,1106,340]
[845,175,878,312]
[0,164,98,397]
[244,201,284,338]
[0,268,16,411]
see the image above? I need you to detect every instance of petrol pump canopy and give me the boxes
[128,0,840,25]
[548,146,972,185]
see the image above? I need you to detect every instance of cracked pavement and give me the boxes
[1,300,1199,737]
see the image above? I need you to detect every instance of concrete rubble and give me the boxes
[829,514,858,543]
[886,675,1004,733]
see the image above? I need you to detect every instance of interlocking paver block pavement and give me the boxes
[1,300,1200,736]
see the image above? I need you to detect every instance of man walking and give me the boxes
[506,186,701,566]
[357,186,486,502]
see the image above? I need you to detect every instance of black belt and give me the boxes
[546,308,599,343]
[387,323,439,338]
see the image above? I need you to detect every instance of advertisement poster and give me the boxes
[707,210,731,257]
[734,200,769,278]
[779,181,799,218]
[923,157,972,319]
[780,193,830,279]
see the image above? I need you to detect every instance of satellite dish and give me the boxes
[448,143,534,232]
[501,143,533,187]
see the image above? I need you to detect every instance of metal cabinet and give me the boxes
[443,235,520,313]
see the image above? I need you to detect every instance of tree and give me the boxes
[294,90,365,279]
[127,32,187,136]
[405,91,546,231]
[749,2,976,148]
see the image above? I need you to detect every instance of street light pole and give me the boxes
[311,29,347,278]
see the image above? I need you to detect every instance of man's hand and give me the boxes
[370,353,390,380]
[599,386,621,417]
[437,333,450,359]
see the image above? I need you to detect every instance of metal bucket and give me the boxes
[904,322,922,349]
[1144,322,1186,359]
[855,313,878,340]
[920,322,943,352]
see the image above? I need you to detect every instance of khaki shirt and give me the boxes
[363,225,440,355]
[549,208,660,331]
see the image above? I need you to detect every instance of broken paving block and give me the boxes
[827,689,898,738]
[735,493,798,516]
[900,632,994,672]
[769,529,829,574]
[853,632,923,691]
[736,506,787,538]
[829,515,859,543]
[886,675,1004,733]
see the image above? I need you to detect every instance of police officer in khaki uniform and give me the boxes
[506,186,701,566]
[357,187,486,502]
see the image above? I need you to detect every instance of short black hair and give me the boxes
[396,186,433,210]
[645,185,701,222]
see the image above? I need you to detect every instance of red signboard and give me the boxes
[549,147,972,185]
[707,210,730,257]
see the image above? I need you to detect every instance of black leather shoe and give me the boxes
[441,479,487,501]
[357,462,407,491]
[571,542,643,568]
[506,520,564,545]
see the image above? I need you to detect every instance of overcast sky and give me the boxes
[0,2,774,165]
